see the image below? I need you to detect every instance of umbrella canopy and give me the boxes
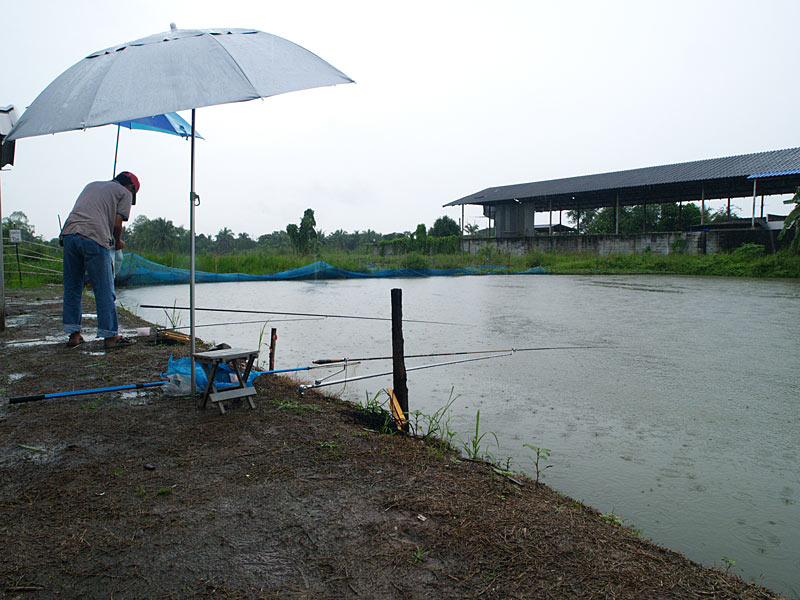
[112,112,203,176]
[5,25,353,392]
[7,26,353,141]
[117,113,203,139]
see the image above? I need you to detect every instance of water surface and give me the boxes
[119,274,800,595]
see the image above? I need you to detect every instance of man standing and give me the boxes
[60,171,140,349]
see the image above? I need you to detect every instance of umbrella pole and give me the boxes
[112,125,120,177]
[190,109,197,395]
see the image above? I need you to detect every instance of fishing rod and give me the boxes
[7,363,360,405]
[8,381,169,404]
[140,304,462,326]
[299,352,513,391]
[312,345,603,365]
[157,316,325,332]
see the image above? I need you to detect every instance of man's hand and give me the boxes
[115,239,126,250]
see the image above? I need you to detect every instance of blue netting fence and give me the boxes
[115,253,546,287]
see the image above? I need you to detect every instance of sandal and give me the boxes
[104,335,136,349]
[66,335,85,348]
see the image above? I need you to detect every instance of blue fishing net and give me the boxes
[115,254,547,287]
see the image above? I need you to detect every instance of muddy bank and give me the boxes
[0,286,785,599]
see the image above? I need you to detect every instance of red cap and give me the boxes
[120,171,140,193]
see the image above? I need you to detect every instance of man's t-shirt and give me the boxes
[61,180,132,249]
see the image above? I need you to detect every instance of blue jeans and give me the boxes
[62,234,118,339]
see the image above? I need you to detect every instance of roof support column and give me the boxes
[752,179,757,228]
[615,194,620,235]
[530,201,535,236]
[642,202,647,233]
[760,194,764,218]
[679,201,682,229]
[548,199,553,236]
[700,186,705,225]
[727,197,731,218]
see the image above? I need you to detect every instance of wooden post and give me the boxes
[751,179,757,228]
[615,194,620,234]
[268,327,277,370]
[15,243,22,285]
[390,288,408,430]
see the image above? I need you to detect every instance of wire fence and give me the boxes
[2,238,63,285]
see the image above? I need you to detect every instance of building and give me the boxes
[447,147,799,254]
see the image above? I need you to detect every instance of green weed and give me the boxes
[721,556,736,576]
[600,512,624,527]
[459,410,499,460]
[523,443,552,484]
[358,390,396,434]
[409,387,459,458]
[412,545,431,564]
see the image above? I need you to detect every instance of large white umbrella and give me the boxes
[6,24,354,391]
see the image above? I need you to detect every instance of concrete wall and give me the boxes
[461,229,784,256]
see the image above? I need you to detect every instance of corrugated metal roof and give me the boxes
[747,169,800,179]
[446,147,800,211]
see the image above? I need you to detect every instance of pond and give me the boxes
[118,273,800,595]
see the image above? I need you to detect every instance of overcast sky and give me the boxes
[2,0,799,241]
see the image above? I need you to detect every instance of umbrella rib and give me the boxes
[207,32,261,99]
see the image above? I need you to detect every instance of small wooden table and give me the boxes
[193,348,259,414]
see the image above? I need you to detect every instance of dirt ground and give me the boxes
[0,286,786,599]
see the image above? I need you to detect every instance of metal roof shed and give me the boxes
[446,147,800,234]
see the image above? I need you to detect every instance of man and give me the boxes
[60,171,140,349]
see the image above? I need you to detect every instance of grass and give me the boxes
[6,243,799,289]
[136,246,800,279]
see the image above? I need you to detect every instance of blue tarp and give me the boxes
[115,253,546,287]
[163,355,263,390]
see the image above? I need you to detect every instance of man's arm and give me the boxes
[113,214,126,250]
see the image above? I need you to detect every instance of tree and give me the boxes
[569,203,707,234]
[286,208,317,254]
[2,211,39,242]
[235,232,256,252]
[215,227,235,253]
[257,230,291,251]
[126,215,188,253]
[464,223,480,236]
[429,215,461,237]
[779,187,800,251]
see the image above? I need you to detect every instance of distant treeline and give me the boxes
[120,211,462,256]
[567,202,732,234]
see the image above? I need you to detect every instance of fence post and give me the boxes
[269,327,277,371]
[391,288,408,431]
[14,243,22,285]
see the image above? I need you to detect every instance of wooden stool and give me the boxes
[193,348,259,414]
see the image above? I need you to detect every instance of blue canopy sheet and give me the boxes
[115,253,546,287]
